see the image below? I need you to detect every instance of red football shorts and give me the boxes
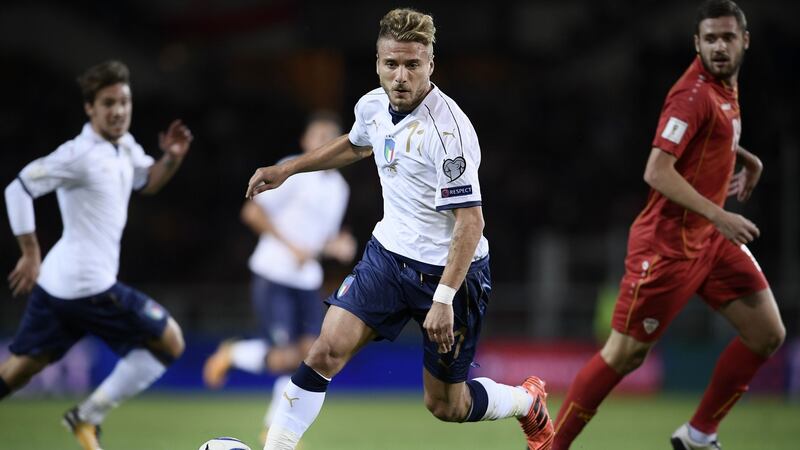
[612,231,769,342]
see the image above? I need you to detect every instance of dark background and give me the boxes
[1,0,798,340]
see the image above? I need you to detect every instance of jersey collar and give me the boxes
[692,56,738,96]
[80,122,135,150]
[386,83,439,127]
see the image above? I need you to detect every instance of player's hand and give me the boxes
[158,119,193,160]
[727,163,762,202]
[8,253,40,297]
[287,244,313,267]
[423,302,455,354]
[246,165,290,199]
[712,210,760,246]
[322,231,357,264]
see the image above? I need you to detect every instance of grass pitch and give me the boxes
[1,392,797,449]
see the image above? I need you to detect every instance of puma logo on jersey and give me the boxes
[284,392,300,407]
[442,130,456,139]
[721,103,732,111]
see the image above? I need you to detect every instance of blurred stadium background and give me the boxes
[0,0,798,448]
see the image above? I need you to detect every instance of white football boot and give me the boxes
[670,423,721,449]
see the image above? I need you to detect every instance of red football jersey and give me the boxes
[630,57,742,259]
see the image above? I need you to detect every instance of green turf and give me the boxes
[1,393,797,449]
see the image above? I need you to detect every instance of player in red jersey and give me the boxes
[552,2,785,449]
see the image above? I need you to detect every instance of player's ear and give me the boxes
[743,30,750,50]
[83,101,94,118]
[693,34,700,53]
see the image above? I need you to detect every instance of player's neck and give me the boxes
[719,73,738,90]
[389,83,434,114]
[90,123,122,145]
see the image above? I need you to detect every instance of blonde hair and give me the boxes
[378,8,436,55]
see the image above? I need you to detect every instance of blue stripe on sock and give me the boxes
[291,362,330,393]
[465,379,489,422]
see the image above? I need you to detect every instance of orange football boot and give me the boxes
[517,376,554,450]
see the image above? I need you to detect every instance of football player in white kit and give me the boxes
[203,112,355,442]
[1,60,192,450]
[246,9,554,450]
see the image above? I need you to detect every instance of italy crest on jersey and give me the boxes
[384,138,396,163]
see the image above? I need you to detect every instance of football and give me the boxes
[198,437,252,450]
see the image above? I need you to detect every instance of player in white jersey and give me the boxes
[203,112,355,442]
[1,60,192,450]
[246,9,554,450]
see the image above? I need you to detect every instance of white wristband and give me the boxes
[432,284,457,305]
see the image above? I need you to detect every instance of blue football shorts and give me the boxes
[327,237,491,383]
[9,282,170,360]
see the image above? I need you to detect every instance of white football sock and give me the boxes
[474,377,533,420]
[78,349,166,425]
[264,375,292,427]
[263,380,327,450]
[230,339,269,374]
[688,423,718,444]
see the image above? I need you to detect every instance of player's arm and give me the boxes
[246,135,372,199]
[423,206,484,354]
[240,200,310,265]
[4,179,41,297]
[140,120,193,195]
[643,147,759,245]
[728,145,763,202]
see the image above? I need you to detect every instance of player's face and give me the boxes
[376,38,434,113]
[694,16,749,82]
[84,83,132,143]
[300,120,341,153]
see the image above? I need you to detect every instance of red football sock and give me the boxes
[690,337,768,434]
[552,353,624,449]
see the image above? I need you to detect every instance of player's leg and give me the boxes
[261,336,316,444]
[71,284,181,436]
[264,238,414,449]
[553,249,705,450]
[0,353,51,398]
[1,285,79,400]
[263,305,377,449]
[262,286,324,439]
[422,369,538,421]
[675,242,784,449]
[411,259,553,449]
[204,274,276,387]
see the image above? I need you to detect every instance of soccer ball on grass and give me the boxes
[198,437,252,450]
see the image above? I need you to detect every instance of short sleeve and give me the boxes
[348,100,372,148]
[652,88,711,158]
[17,143,86,199]
[432,120,483,211]
[129,142,155,191]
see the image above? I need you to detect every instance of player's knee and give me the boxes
[0,356,48,390]
[305,340,346,377]
[424,396,464,423]
[164,319,185,359]
[602,343,650,374]
[755,324,786,357]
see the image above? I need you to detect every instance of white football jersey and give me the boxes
[348,84,489,267]
[16,123,153,299]
[249,164,349,290]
